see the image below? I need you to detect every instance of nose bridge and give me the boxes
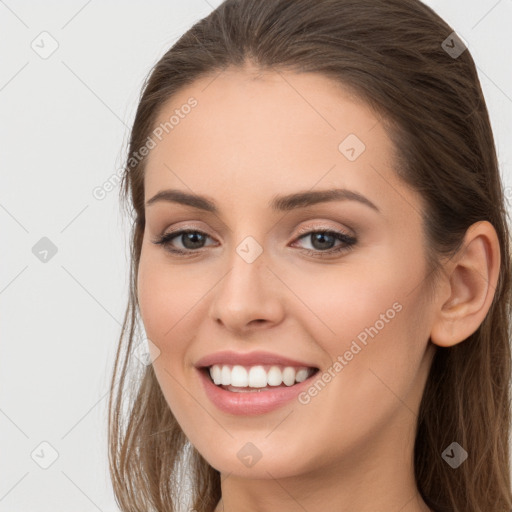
[208,232,284,331]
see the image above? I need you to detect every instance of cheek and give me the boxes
[287,273,427,460]
[301,248,428,398]
[291,255,407,356]
[137,255,206,416]
[137,252,205,349]
[318,238,427,356]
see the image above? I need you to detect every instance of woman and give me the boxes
[108,1,512,511]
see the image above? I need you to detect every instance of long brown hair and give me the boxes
[108,1,512,510]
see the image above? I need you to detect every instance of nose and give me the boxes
[208,244,285,334]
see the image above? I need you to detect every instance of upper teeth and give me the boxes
[208,364,314,388]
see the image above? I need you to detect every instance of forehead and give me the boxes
[142,67,419,220]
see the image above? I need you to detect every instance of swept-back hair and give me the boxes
[109,1,512,510]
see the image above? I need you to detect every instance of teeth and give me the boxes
[208,364,315,388]
[248,366,267,387]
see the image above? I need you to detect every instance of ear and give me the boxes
[429,221,501,348]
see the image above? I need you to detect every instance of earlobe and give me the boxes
[429,221,501,348]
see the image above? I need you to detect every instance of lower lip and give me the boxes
[197,368,318,415]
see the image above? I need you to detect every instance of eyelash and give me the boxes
[151,226,357,259]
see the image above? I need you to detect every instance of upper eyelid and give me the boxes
[162,224,353,240]
[160,217,355,235]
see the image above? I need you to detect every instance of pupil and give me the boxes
[184,232,204,249]
[312,233,334,250]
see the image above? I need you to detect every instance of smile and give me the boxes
[208,364,317,390]
[197,364,320,415]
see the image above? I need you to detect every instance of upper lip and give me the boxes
[195,350,318,369]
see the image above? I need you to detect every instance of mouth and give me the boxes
[199,364,320,393]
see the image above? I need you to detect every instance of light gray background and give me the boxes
[1,0,511,510]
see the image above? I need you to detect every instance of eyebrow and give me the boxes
[145,188,380,213]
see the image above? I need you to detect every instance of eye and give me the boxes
[291,228,357,257]
[151,229,216,255]
[151,227,357,258]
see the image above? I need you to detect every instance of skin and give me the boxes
[136,65,500,512]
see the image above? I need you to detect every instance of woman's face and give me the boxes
[137,67,437,479]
